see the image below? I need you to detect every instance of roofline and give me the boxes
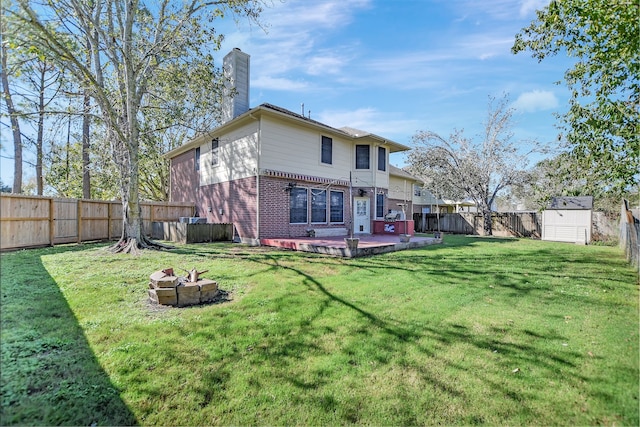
[165,103,410,158]
[389,165,422,181]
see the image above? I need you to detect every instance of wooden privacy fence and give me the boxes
[619,199,639,272]
[413,212,542,238]
[0,193,194,251]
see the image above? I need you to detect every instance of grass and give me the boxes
[1,235,638,426]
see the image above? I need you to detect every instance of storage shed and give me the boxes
[542,196,593,244]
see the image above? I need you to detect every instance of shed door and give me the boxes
[542,210,591,243]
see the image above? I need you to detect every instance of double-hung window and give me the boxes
[311,190,327,223]
[211,138,219,166]
[290,188,344,224]
[290,187,307,224]
[195,147,201,171]
[376,193,385,218]
[377,146,386,171]
[321,136,332,165]
[330,191,344,223]
[355,145,370,169]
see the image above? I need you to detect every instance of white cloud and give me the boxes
[317,108,421,139]
[253,76,309,92]
[513,90,558,112]
[519,0,550,17]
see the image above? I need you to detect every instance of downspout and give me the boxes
[252,113,261,244]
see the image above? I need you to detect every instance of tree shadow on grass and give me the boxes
[231,248,635,424]
[0,246,137,426]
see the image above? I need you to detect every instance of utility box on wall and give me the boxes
[542,196,593,244]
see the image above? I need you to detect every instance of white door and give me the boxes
[353,197,370,234]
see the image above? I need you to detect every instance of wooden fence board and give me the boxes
[413,212,541,237]
[1,194,194,251]
[54,198,78,243]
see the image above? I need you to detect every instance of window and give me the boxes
[414,185,421,197]
[311,189,327,223]
[321,136,332,165]
[355,145,370,169]
[211,138,219,166]
[195,147,201,171]
[377,146,386,171]
[330,191,344,223]
[376,193,384,218]
[290,187,307,224]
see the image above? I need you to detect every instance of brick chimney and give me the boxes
[222,48,250,123]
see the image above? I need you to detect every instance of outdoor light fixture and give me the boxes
[285,182,297,191]
[358,188,367,196]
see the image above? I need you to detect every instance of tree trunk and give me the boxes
[82,37,91,199]
[1,43,22,193]
[483,208,493,236]
[82,89,91,199]
[36,64,45,195]
[108,130,170,254]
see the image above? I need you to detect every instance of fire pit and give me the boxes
[148,268,219,307]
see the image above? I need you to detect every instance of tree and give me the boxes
[407,95,536,236]
[511,154,584,211]
[512,0,639,197]
[14,0,263,253]
[1,10,24,193]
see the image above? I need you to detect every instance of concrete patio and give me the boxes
[260,234,442,258]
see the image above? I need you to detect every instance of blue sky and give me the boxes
[1,0,573,188]
[218,0,571,167]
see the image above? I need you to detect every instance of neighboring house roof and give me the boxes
[548,196,593,210]
[166,103,410,158]
[389,165,420,181]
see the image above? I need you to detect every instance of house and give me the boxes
[166,48,410,244]
[387,165,477,214]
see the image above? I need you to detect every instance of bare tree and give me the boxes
[14,0,263,253]
[407,95,538,236]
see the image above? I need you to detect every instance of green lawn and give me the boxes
[1,235,638,426]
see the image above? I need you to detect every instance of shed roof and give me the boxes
[548,196,593,210]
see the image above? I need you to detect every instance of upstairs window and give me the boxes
[355,144,370,169]
[414,185,422,197]
[211,138,219,166]
[377,146,386,171]
[195,147,201,171]
[321,136,332,165]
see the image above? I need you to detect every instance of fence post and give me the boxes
[108,202,113,240]
[77,199,82,243]
[49,197,55,247]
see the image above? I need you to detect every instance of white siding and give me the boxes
[388,175,413,201]
[260,117,352,181]
[200,122,259,186]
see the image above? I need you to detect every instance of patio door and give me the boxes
[353,197,370,234]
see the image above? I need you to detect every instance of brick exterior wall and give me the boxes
[198,176,258,241]
[170,152,258,241]
[170,150,198,206]
[259,176,352,238]
[170,159,364,240]
[387,197,413,217]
